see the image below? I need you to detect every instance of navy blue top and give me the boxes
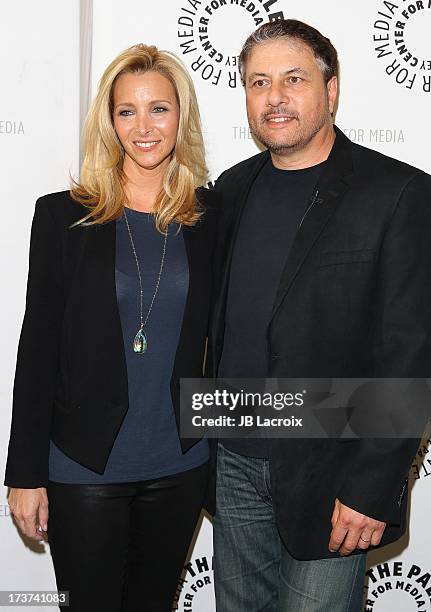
[48,209,209,483]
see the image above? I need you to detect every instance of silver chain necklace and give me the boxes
[123,207,168,354]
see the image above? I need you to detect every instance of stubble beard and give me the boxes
[248,108,330,156]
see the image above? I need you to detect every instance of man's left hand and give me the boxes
[328,498,386,555]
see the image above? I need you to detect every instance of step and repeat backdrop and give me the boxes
[1,1,430,610]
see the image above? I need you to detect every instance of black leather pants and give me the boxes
[46,462,208,611]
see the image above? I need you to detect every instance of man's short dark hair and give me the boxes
[239,19,339,85]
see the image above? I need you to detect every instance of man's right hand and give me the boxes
[7,488,49,541]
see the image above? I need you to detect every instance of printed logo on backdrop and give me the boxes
[0,504,11,517]
[0,120,24,135]
[177,0,285,87]
[372,0,431,93]
[173,556,214,611]
[340,126,405,144]
[232,125,407,144]
[411,435,431,481]
[364,562,431,611]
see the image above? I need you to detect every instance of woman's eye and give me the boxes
[153,106,168,113]
[119,110,133,117]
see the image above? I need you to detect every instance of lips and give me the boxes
[133,140,160,149]
[266,116,296,123]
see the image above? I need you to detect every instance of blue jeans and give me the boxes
[213,443,366,612]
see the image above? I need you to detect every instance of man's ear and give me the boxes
[327,76,338,115]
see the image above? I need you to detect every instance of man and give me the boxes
[207,19,431,612]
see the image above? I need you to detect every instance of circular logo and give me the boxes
[411,431,431,481]
[364,561,431,611]
[372,0,431,94]
[176,0,285,87]
[173,556,215,611]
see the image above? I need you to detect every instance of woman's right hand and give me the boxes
[8,487,49,541]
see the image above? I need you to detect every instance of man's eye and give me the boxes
[289,76,302,84]
[253,80,267,87]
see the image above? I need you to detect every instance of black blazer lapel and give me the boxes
[211,150,270,362]
[218,150,270,300]
[71,219,128,402]
[172,222,196,378]
[270,128,355,320]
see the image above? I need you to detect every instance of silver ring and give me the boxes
[360,535,371,543]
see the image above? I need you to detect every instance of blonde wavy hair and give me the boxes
[71,44,208,231]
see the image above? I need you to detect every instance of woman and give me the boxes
[4,44,217,611]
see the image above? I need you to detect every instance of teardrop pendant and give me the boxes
[133,327,147,354]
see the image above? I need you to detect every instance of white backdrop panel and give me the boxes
[90,2,431,610]
[0,1,80,610]
[1,1,430,610]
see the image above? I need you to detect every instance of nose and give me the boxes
[135,112,153,134]
[266,82,289,109]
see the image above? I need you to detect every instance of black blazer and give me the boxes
[4,187,218,488]
[206,127,431,560]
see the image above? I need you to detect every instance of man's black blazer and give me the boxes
[206,126,431,560]
[4,188,218,489]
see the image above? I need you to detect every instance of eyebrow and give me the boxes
[247,68,310,83]
[114,99,173,109]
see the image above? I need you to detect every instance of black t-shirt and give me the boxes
[219,157,326,457]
